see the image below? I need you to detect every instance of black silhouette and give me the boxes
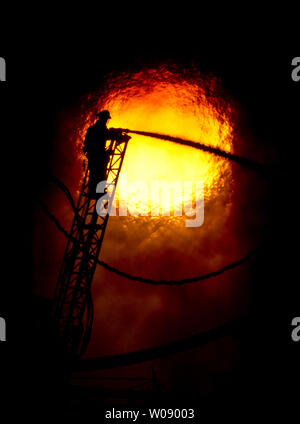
[83,110,113,190]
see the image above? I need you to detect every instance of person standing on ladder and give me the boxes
[83,110,113,191]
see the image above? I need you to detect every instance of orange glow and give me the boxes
[35,65,254,365]
[80,66,234,219]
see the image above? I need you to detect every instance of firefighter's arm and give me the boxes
[108,128,131,142]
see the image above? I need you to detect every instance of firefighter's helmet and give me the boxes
[96,110,111,121]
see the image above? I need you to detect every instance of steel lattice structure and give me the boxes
[52,135,129,357]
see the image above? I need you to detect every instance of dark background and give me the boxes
[1,22,299,419]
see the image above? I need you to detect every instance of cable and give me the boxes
[38,200,258,286]
[74,317,245,371]
[49,175,78,214]
[97,249,257,285]
[37,199,72,241]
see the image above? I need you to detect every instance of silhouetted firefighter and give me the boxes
[83,110,131,190]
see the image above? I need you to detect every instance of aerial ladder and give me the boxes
[52,129,131,357]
